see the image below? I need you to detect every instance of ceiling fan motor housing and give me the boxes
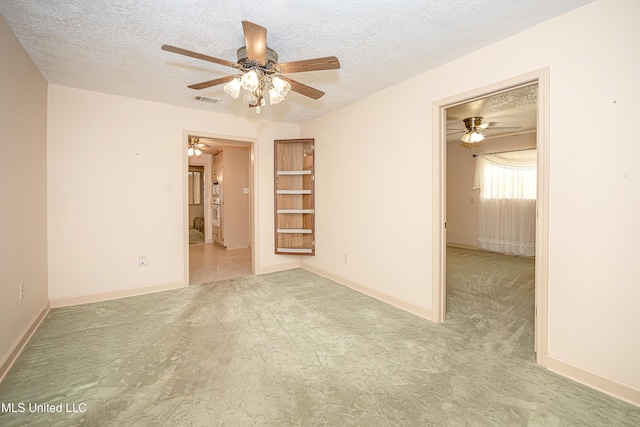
[463,116,483,130]
[236,46,278,69]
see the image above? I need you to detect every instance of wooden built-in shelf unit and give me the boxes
[274,138,315,255]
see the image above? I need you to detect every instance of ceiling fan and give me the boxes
[162,20,340,113]
[187,137,206,156]
[448,116,522,145]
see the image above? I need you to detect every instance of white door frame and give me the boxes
[183,131,258,286]
[431,68,550,366]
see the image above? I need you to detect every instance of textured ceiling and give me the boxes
[0,0,592,124]
[446,84,538,144]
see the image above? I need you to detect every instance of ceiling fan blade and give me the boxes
[277,56,340,74]
[485,126,523,132]
[161,44,236,68]
[188,75,235,90]
[242,20,267,65]
[279,76,325,100]
[484,121,505,127]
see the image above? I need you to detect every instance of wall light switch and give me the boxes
[243,188,250,194]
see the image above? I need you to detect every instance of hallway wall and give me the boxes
[220,146,251,249]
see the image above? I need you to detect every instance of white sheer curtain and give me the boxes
[473,149,537,256]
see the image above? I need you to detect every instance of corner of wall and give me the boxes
[0,302,50,383]
[301,262,432,321]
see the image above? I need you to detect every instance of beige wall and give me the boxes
[0,14,49,376]
[47,85,299,303]
[3,0,639,404]
[301,0,640,396]
[221,146,251,249]
[446,133,537,249]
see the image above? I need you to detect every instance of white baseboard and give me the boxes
[547,356,640,407]
[301,263,432,321]
[50,280,186,308]
[257,261,301,275]
[446,242,479,250]
[0,302,50,383]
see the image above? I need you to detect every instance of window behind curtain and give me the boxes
[473,149,537,256]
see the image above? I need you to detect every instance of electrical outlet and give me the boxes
[138,255,147,268]
[19,283,24,300]
[343,254,348,264]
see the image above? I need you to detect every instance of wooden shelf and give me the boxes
[276,170,312,176]
[276,189,312,195]
[277,228,313,234]
[277,209,314,214]
[276,248,313,254]
[274,139,315,256]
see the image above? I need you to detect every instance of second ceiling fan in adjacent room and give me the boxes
[449,117,523,146]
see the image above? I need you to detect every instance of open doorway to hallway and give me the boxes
[189,244,251,283]
[186,134,255,285]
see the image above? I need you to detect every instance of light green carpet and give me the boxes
[0,248,638,425]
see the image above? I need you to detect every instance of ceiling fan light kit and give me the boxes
[460,116,486,144]
[269,76,291,105]
[240,69,260,92]
[188,137,204,156]
[162,20,340,114]
[223,77,241,99]
[460,130,485,144]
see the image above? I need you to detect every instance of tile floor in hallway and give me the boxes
[189,242,252,285]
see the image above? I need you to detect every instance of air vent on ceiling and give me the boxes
[194,96,221,104]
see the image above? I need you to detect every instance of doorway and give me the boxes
[188,165,206,245]
[432,69,549,366]
[184,132,257,285]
